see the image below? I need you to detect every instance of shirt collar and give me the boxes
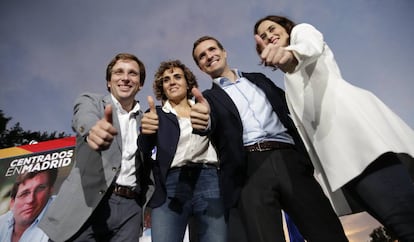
[6,210,14,228]
[212,69,242,87]
[33,196,55,225]
[110,94,141,115]
[162,99,194,115]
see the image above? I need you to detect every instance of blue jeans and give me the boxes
[151,166,227,242]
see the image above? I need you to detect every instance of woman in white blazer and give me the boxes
[253,15,414,241]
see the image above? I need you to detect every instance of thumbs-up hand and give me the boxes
[141,96,159,134]
[254,34,297,73]
[104,103,113,124]
[87,104,118,151]
[190,87,210,130]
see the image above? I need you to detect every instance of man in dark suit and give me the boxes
[39,53,154,241]
[190,36,348,242]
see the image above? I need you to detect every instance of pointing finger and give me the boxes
[255,35,267,53]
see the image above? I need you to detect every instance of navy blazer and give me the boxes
[138,106,181,208]
[201,72,312,211]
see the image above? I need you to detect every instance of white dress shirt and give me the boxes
[162,100,219,168]
[111,95,141,188]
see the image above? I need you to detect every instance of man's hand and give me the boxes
[87,104,118,151]
[190,87,210,130]
[141,96,159,134]
[255,35,297,73]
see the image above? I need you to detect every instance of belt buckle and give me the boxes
[257,142,264,152]
[113,184,136,199]
[114,185,123,194]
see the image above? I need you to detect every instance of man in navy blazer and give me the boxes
[191,36,348,242]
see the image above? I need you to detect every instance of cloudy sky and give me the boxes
[1,0,413,240]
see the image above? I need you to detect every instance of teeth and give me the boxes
[209,60,218,66]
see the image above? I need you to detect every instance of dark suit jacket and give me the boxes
[201,72,312,212]
[138,106,181,208]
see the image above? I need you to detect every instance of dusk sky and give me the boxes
[1,0,413,241]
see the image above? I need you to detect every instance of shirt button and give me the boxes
[112,167,117,172]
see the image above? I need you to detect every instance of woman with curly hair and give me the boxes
[138,60,226,242]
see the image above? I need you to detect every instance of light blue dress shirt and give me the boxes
[213,70,294,146]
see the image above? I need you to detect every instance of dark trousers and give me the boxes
[230,148,348,242]
[344,152,414,242]
[66,192,143,242]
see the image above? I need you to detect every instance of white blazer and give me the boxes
[284,23,414,215]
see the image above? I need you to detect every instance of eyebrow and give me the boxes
[113,68,138,72]
[18,188,30,195]
[197,51,206,60]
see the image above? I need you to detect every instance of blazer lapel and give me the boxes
[210,83,241,119]
[134,109,143,133]
[164,111,180,128]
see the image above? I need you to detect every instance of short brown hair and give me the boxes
[105,53,146,91]
[153,60,198,101]
[10,169,58,199]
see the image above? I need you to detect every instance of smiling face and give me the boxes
[256,20,290,47]
[193,39,228,78]
[107,59,142,108]
[11,172,53,227]
[161,67,188,104]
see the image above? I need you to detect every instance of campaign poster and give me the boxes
[0,137,76,215]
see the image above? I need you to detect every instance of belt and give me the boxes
[111,184,138,199]
[245,141,293,152]
[169,163,218,172]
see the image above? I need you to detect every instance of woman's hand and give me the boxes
[255,35,297,73]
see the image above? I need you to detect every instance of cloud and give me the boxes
[340,212,382,242]
[1,1,413,240]
[1,0,413,134]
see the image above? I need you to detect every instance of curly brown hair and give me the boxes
[153,60,198,101]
